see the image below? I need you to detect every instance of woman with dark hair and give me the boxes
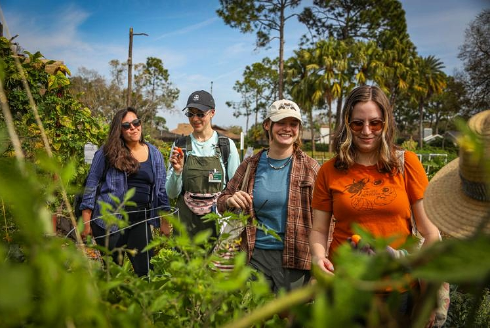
[79,107,170,277]
[217,99,319,293]
[310,85,440,324]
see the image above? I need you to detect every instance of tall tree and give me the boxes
[133,56,180,126]
[413,55,447,148]
[426,75,466,135]
[376,34,417,110]
[308,38,348,152]
[69,67,122,119]
[299,0,410,124]
[228,57,279,134]
[285,48,319,152]
[70,57,179,129]
[299,0,408,45]
[217,0,302,99]
[458,9,490,112]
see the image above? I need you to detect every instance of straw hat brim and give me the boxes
[424,158,490,238]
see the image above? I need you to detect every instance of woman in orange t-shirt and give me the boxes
[310,85,441,325]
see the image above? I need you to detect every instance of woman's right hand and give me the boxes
[313,256,335,275]
[226,190,253,211]
[169,147,185,173]
[81,209,92,239]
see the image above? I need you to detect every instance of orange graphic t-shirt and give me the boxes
[312,151,428,260]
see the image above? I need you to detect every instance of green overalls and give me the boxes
[176,140,225,239]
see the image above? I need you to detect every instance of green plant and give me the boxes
[401,137,418,151]
[446,286,490,327]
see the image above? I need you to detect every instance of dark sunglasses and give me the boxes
[121,118,141,130]
[185,111,208,118]
[349,119,384,132]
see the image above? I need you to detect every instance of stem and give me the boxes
[221,284,317,328]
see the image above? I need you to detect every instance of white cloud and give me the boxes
[154,17,219,40]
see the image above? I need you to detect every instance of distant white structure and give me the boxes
[84,143,98,164]
[423,128,432,139]
[319,125,330,144]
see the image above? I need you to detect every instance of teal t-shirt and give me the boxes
[253,151,291,250]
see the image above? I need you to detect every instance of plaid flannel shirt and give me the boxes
[217,148,319,270]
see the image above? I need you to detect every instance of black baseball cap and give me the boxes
[183,90,215,111]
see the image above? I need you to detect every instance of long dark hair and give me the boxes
[333,85,401,173]
[104,107,144,174]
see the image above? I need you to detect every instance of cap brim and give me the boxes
[269,112,302,123]
[423,158,490,238]
[183,103,212,111]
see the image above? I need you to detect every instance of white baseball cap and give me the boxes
[266,99,302,123]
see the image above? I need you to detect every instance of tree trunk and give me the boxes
[328,100,333,153]
[309,109,315,155]
[278,3,285,99]
[335,91,344,130]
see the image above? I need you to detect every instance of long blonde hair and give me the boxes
[333,85,401,173]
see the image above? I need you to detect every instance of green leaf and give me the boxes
[193,229,212,245]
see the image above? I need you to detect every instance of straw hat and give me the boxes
[424,110,490,238]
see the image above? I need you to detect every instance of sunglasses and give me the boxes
[185,111,209,118]
[121,118,141,130]
[349,119,384,132]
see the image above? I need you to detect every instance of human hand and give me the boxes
[226,191,253,211]
[425,311,436,328]
[386,246,409,259]
[159,218,172,237]
[169,147,185,173]
[80,210,92,239]
[81,220,92,239]
[313,256,335,275]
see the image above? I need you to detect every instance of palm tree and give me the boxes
[413,55,447,148]
[377,35,417,109]
[311,38,346,152]
[285,48,319,153]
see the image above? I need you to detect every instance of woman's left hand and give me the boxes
[160,218,171,237]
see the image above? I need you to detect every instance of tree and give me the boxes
[299,0,408,46]
[285,48,319,152]
[132,56,180,127]
[298,0,411,124]
[70,57,179,130]
[426,76,466,135]
[154,116,167,132]
[69,67,122,119]
[376,34,417,110]
[413,55,447,148]
[217,0,302,99]
[458,9,490,111]
[229,57,279,135]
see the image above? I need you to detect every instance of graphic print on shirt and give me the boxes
[343,177,397,211]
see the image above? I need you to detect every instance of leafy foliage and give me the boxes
[458,9,490,112]
[0,37,105,205]
[217,0,302,98]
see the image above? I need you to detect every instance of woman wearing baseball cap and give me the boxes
[166,90,240,239]
[217,99,319,293]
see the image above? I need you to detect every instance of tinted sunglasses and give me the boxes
[349,119,384,132]
[185,111,209,118]
[121,118,141,130]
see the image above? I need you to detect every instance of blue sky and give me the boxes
[1,0,488,131]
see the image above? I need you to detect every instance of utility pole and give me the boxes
[127,27,148,107]
[210,81,213,95]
